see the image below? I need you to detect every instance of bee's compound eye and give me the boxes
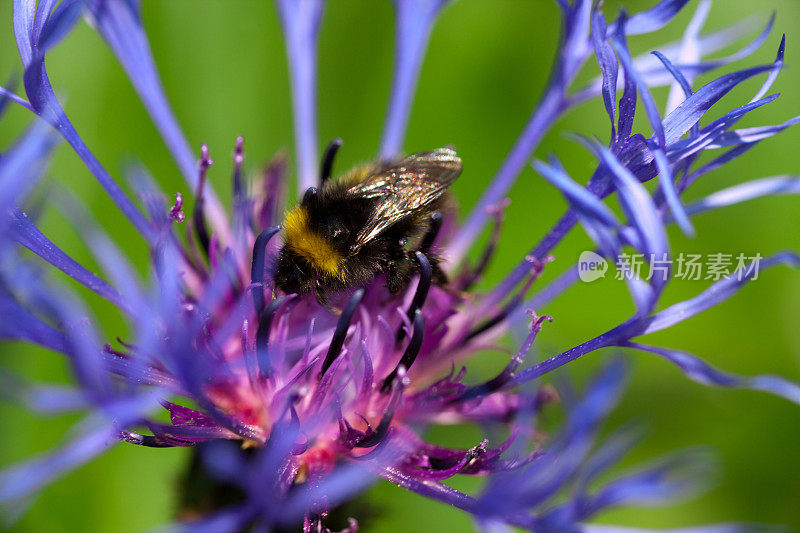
[302,187,318,205]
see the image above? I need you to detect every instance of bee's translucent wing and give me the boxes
[347,147,462,254]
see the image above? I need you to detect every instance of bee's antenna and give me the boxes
[320,138,343,184]
[319,288,364,378]
[396,251,432,344]
[383,309,424,392]
[302,186,318,205]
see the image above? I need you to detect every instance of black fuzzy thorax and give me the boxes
[274,176,445,302]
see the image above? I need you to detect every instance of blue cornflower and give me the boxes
[1,0,800,531]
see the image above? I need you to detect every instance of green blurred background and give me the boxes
[1,0,799,531]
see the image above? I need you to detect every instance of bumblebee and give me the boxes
[274,145,462,305]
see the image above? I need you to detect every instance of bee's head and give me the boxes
[273,246,315,296]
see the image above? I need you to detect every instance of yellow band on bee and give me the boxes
[283,205,343,277]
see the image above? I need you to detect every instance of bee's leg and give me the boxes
[420,212,444,253]
[314,283,342,316]
[418,212,452,288]
[386,249,416,294]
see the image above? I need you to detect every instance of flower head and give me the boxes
[2,0,800,531]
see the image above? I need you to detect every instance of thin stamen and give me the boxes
[465,294,522,341]
[466,256,551,340]
[256,296,285,378]
[232,136,244,200]
[320,138,343,184]
[192,144,214,256]
[319,289,364,378]
[396,251,431,343]
[119,430,173,448]
[460,200,508,290]
[461,312,550,400]
[250,226,281,314]
[355,382,403,448]
[168,192,185,223]
[383,309,424,392]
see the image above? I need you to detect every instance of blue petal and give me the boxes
[668,95,780,163]
[532,158,622,230]
[624,342,800,405]
[583,525,754,533]
[578,422,645,488]
[39,0,81,53]
[706,115,800,148]
[448,0,593,263]
[83,1,200,191]
[0,390,160,503]
[276,0,324,193]
[590,8,618,138]
[175,505,255,533]
[0,288,68,352]
[613,0,691,36]
[653,147,695,236]
[661,0,708,115]
[581,140,669,262]
[8,209,129,311]
[683,175,800,217]
[642,251,800,334]
[12,0,157,243]
[0,121,58,238]
[0,419,119,504]
[611,25,667,148]
[662,45,783,144]
[380,0,450,157]
[583,448,714,513]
